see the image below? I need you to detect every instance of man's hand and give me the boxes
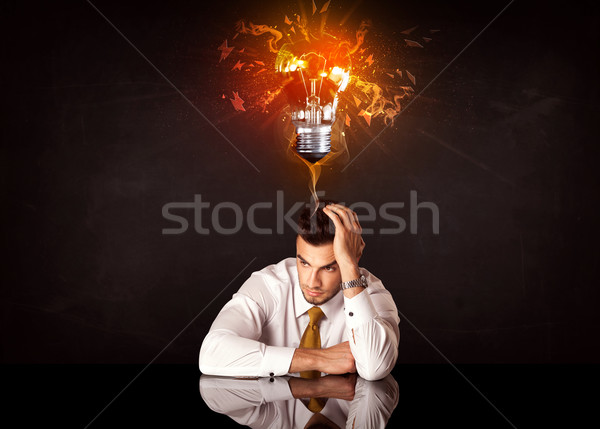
[322,203,365,271]
[288,373,357,401]
[317,341,356,374]
[290,341,356,375]
[323,203,366,298]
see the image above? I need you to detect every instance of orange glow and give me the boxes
[217,3,438,201]
[358,109,372,126]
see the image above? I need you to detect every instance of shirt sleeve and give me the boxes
[199,273,297,377]
[199,375,293,427]
[345,375,400,428]
[343,273,400,381]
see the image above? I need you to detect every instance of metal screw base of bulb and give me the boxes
[295,125,332,164]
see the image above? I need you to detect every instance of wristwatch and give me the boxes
[340,274,368,290]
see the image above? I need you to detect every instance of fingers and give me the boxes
[322,205,343,230]
[327,204,353,226]
[323,204,362,233]
[323,204,365,263]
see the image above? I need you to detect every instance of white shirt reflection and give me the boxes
[199,373,399,428]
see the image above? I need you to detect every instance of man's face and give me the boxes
[296,236,342,305]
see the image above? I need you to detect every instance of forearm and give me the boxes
[288,375,356,401]
[199,376,288,425]
[340,262,365,299]
[288,377,331,399]
[289,341,356,375]
[348,319,398,381]
[288,347,319,373]
[343,289,400,381]
[320,202,399,380]
[199,330,295,377]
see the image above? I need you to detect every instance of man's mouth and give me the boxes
[305,289,322,297]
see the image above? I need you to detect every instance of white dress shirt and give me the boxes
[199,257,400,381]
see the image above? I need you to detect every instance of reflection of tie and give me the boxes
[299,306,326,413]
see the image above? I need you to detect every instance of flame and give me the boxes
[217,4,438,199]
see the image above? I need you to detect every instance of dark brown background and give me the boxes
[3,0,599,364]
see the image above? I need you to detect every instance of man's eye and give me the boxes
[325,266,335,272]
[301,261,309,267]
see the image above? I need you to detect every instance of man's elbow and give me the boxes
[357,346,398,381]
[198,354,214,375]
[198,333,219,374]
[357,363,393,381]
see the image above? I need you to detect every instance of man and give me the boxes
[199,200,400,381]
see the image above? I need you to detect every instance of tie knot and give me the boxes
[307,306,324,324]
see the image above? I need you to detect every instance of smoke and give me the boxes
[349,20,370,55]
[353,78,415,125]
[235,21,283,53]
[219,9,436,203]
[276,106,349,207]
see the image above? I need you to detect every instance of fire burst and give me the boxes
[216,1,438,199]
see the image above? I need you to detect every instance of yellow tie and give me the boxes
[299,306,326,413]
[300,307,324,351]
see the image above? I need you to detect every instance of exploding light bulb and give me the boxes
[276,40,351,163]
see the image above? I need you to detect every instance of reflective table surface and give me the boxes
[4,364,597,427]
[200,373,398,428]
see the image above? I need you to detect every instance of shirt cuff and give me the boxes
[259,345,296,377]
[257,376,294,402]
[343,289,378,329]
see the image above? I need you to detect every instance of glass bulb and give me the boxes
[276,40,351,163]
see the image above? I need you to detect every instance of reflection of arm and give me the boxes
[199,375,293,428]
[288,374,357,402]
[199,274,296,377]
[346,374,400,429]
[344,273,400,381]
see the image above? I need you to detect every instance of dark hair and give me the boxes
[297,199,338,246]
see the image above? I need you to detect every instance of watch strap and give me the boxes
[340,274,368,290]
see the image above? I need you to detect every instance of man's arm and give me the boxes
[347,375,400,428]
[199,375,290,426]
[341,280,400,381]
[288,373,357,401]
[289,341,356,374]
[199,275,297,377]
[323,203,401,381]
[199,273,357,377]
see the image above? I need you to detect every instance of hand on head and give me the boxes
[322,203,365,267]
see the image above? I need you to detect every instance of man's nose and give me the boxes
[308,269,321,287]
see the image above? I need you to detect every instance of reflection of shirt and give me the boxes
[198,374,399,429]
[199,258,400,380]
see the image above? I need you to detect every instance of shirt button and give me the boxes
[349,312,354,317]
[269,377,274,382]
[269,372,274,376]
